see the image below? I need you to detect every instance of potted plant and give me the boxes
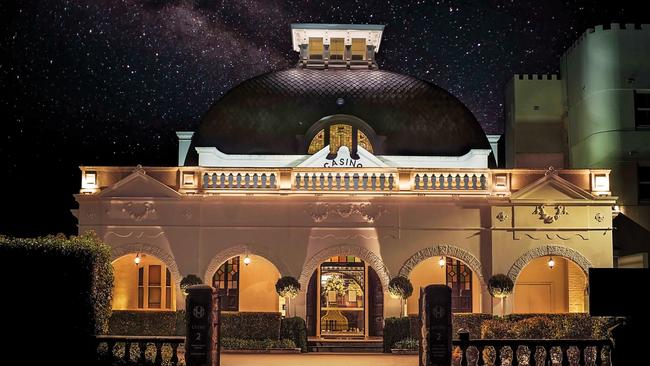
[388,276,413,317]
[180,274,203,295]
[275,276,300,317]
[487,274,514,316]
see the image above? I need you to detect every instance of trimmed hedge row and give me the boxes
[0,233,114,364]
[221,312,282,340]
[221,338,297,350]
[280,316,308,352]
[108,310,186,336]
[385,313,617,350]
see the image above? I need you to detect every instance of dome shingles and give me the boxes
[186,68,490,164]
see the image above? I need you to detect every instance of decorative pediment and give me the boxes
[510,173,595,201]
[297,145,388,168]
[98,167,181,198]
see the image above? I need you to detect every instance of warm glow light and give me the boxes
[134,253,141,265]
[243,255,251,265]
[594,174,609,191]
[547,256,555,269]
[438,256,446,268]
[612,205,620,213]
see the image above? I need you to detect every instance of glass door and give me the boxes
[319,256,365,337]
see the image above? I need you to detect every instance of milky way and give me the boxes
[1,0,646,235]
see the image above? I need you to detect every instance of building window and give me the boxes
[639,165,650,203]
[165,268,172,309]
[137,267,144,309]
[351,38,366,60]
[309,37,323,60]
[307,124,374,155]
[446,258,473,313]
[329,38,344,60]
[213,257,240,311]
[148,265,162,309]
[635,91,650,128]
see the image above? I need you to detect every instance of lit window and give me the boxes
[635,91,650,129]
[308,130,325,154]
[330,124,353,154]
[309,37,323,60]
[136,263,173,310]
[307,124,374,154]
[357,130,373,152]
[213,257,240,311]
[329,38,345,60]
[351,38,366,60]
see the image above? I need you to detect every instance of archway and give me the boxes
[512,255,589,314]
[206,253,282,313]
[111,253,177,311]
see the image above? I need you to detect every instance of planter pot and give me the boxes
[391,348,418,355]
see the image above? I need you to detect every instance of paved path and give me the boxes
[221,353,418,366]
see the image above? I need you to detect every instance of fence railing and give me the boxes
[451,339,612,366]
[95,335,185,366]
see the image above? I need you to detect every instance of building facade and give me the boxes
[76,24,616,339]
[506,23,650,268]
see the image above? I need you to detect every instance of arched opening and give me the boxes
[407,256,482,315]
[306,255,384,338]
[513,256,588,313]
[211,254,282,313]
[112,253,176,311]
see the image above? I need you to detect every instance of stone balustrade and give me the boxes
[95,335,185,366]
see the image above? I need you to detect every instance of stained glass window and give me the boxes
[213,256,240,311]
[308,129,325,154]
[307,124,374,155]
[446,258,473,313]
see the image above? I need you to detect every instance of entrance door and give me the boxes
[212,256,240,311]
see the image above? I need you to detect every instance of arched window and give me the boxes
[308,124,374,154]
[213,257,240,311]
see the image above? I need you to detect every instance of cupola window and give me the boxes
[351,38,366,60]
[329,38,345,60]
[309,37,324,60]
[308,123,374,155]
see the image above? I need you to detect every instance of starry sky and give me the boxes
[1,0,646,236]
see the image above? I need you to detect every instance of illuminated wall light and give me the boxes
[547,256,555,269]
[134,253,141,266]
[593,174,609,192]
[183,172,195,186]
[84,171,97,187]
[243,255,251,266]
[495,175,507,188]
[438,256,446,268]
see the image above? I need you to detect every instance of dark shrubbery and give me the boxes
[280,316,308,352]
[0,233,113,363]
[108,310,186,336]
[220,312,282,340]
[383,317,411,352]
[221,338,296,350]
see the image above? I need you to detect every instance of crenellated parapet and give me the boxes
[565,23,649,54]
[514,74,560,81]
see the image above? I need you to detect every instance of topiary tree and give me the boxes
[275,276,301,317]
[488,274,514,316]
[388,276,414,317]
[180,274,203,295]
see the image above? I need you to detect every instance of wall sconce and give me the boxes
[243,255,251,266]
[547,256,555,269]
[134,253,142,266]
[438,256,446,268]
[593,174,609,192]
[612,205,620,213]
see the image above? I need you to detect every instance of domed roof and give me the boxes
[186,68,490,165]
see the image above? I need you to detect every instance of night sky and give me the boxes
[1,0,646,236]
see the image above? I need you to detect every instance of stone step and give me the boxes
[308,340,384,353]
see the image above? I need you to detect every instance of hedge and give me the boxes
[221,338,296,350]
[108,310,186,336]
[220,312,282,340]
[280,316,308,352]
[0,233,113,363]
[383,317,411,352]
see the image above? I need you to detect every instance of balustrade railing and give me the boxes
[451,339,612,366]
[95,335,185,366]
[293,171,397,192]
[413,172,489,191]
[202,171,278,190]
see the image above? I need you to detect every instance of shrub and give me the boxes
[388,276,413,299]
[221,312,281,340]
[480,313,618,339]
[221,338,296,350]
[488,274,514,298]
[453,313,493,340]
[383,317,411,352]
[280,316,307,352]
[108,310,186,336]
[180,274,203,294]
[275,276,300,298]
[481,318,517,339]
[393,337,419,350]
[0,232,113,363]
